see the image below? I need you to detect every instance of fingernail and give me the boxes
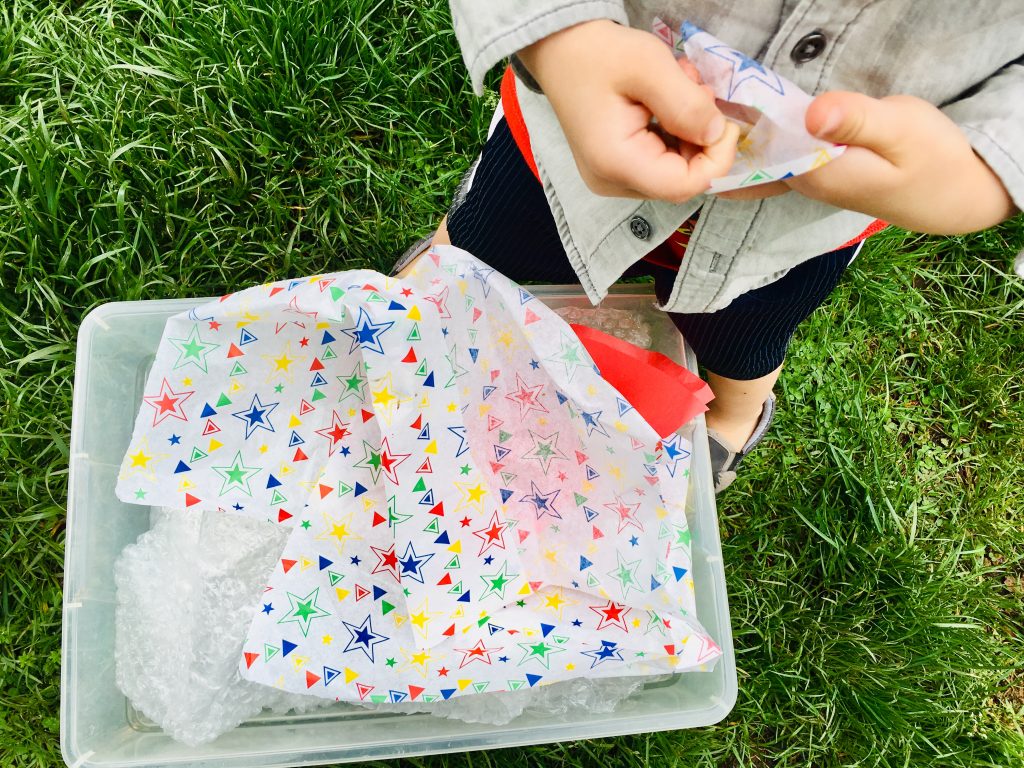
[816,108,843,138]
[703,114,726,145]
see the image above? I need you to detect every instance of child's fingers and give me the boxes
[684,120,741,190]
[627,47,725,146]
[784,145,901,209]
[606,120,739,203]
[806,91,912,165]
[676,56,702,84]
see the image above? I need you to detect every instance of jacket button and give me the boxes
[790,30,827,63]
[629,215,652,240]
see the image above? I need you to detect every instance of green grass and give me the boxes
[1,1,1022,766]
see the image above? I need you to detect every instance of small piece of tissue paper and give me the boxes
[652,18,846,192]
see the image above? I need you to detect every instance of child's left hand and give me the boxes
[716,92,1017,235]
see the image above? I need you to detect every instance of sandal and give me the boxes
[707,394,776,494]
[390,231,437,277]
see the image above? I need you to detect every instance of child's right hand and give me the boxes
[517,19,738,204]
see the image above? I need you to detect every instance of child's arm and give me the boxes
[448,4,739,203]
[448,0,630,96]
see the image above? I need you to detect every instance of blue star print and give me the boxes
[705,44,785,100]
[341,615,389,662]
[398,542,434,584]
[447,425,471,457]
[680,20,702,41]
[581,410,609,438]
[232,394,279,439]
[341,307,394,355]
[519,481,562,520]
[581,640,625,668]
[469,264,495,297]
[661,434,691,477]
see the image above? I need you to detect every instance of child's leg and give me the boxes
[654,243,859,450]
[704,367,782,450]
[432,214,451,247]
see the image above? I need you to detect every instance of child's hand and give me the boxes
[719,92,1017,234]
[517,20,739,204]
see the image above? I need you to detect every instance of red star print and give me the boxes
[142,378,194,426]
[460,516,472,527]
[299,337,309,347]
[472,511,509,555]
[370,544,401,583]
[377,437,410,485]
[504,374,549,417]
[423,285,452,319]
[437,666,449,677]
[605,495,645,534]
[284,295,318,320]
[208,320,221,331]
[454,639,502,668]
[589,599,631,632]
[314,411,351,455]
[400,287,414,297]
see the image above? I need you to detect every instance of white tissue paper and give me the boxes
[653,18,846,192]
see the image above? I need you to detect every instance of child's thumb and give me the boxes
[806,91,898,153]
[630,50,725,146]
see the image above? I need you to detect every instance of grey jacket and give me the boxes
[449,1,1024,312]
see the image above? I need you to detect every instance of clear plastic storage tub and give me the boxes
[61,285,736,768]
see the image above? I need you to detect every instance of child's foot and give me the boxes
[706,394,776,493]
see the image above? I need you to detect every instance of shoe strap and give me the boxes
[740,394,776,455]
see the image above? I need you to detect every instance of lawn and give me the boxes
[1,1,1022,766]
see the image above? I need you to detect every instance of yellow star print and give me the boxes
[129,450,152,468]
[315,509,363,557]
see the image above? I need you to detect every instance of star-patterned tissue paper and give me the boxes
[115,244,720,705]
[652,18,846,192]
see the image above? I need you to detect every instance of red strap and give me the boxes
[571,323,714,438]
[500,66,542,184]
[840,219,889,248]
[642,216,698,270]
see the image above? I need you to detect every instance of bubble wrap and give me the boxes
[114,508,333,746]
[115,508,665,745]
[553,306,653,348]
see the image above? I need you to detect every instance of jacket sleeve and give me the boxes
[942,57,1024,213]
[448,1,628,95]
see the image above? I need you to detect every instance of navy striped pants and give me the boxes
[446,116,856,381]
